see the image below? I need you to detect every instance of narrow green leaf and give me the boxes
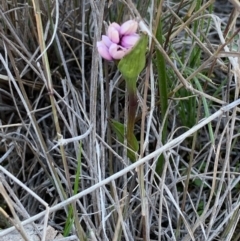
[64,143,82,237]
[63,206,74,236]
[109,119,139,162]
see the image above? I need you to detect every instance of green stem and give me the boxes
[156,20,168,144]
[156,12,168,175]
[126,78,138,157]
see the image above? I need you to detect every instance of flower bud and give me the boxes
[120,20,138,35]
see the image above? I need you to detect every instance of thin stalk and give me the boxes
[31,0,85,239]
[140,58,152,241]
[31,0,71,196]
[126,78,138,155]
[126,76,147,240]
[155,0,168,175]
[105,62,118,224]
[116,171,137,241]
[156,1,168,143]
[177,99,201,239]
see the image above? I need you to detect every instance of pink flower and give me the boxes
[97,20,139,61]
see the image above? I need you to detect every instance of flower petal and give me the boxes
[108,23,121,43]
[120,20,138,35]
[102,35,112,47]
[109,43,127,59]
[97,41,113,60]
[110,22,121,31]
[121,34,140,48]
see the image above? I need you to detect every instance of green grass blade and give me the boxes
[63,142,82,237]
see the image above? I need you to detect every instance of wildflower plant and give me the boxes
[97,20,148,161]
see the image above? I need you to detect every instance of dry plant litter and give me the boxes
[1,0,240,241]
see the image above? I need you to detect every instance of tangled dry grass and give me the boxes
[1,0,240,241]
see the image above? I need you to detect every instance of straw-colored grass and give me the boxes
[0,0,240,240]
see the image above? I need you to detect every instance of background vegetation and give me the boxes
[0,0,240,240]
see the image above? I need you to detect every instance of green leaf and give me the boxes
[109,119,139,162]
[118,33,148,80]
